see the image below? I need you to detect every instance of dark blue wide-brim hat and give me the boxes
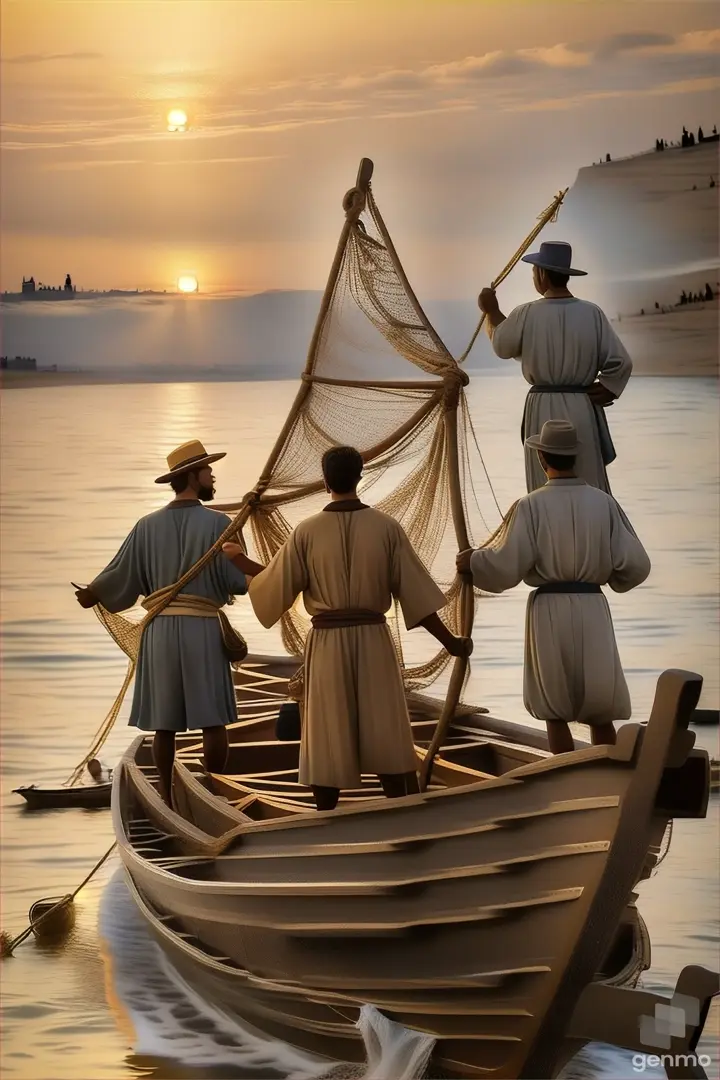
[521,241,587,277]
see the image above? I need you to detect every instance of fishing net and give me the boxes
[67,164,565,784]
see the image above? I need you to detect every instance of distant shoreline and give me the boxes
[1,362,716,391]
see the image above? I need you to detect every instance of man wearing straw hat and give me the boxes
[457,420,650,754]
[74,440,248,806]
[478,241,632,494]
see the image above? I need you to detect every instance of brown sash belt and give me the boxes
[311,609,387,629]
[535,582,602,595]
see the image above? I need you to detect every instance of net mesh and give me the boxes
[69,170,565,783]
[231,185,504,701]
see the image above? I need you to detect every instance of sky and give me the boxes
[1,0,719,298]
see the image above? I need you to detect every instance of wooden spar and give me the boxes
[213,388,444,512]
[253,158,375,494]
[419,401,474,792]
[302,375,445,391]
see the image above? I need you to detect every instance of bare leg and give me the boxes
[152,730,176,806]
[590,723,617,747]
[546,721,575,755]
[311,786,340,811]
[202,726,229,774]
[378,771,420,799]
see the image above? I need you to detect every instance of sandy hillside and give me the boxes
[554,140,719,375]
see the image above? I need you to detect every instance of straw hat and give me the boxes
[525,420,578,455]
[521,241,587,277]
[155,439,226,484]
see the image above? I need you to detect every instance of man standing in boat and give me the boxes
[74,440,248,806]
[478,241,632,494]
[456,420,650,755]
[222,446,472,811]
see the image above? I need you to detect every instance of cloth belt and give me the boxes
[311,609,387,630]
[142,591,220,618]
[535,582,602,595]
[528,384,590,394]
[521,384,617,467]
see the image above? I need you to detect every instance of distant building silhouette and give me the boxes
[21,276,36,295]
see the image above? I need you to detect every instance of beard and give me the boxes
[198,483,215,502]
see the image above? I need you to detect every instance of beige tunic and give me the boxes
[470,479,650,726]
[490,298,632,493]
[248,503,448,788]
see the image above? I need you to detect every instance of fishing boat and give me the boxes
[108,160,717,1077]
[14,760,113,810]
[114,660,715,1078]
[13,782,112,811]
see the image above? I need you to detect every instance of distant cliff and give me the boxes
[551,141,719,375]
[559,141,718,313]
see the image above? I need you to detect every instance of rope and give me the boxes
[1,842,116,958]
[457,188,568,364]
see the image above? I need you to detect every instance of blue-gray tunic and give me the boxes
[90,502,247,732]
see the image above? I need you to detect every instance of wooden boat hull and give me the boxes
[124,870,650,1076]
[13,783,112,811]
[114,663,715,1078]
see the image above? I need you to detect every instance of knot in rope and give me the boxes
[442,367,469,410]
[343,186,367,221]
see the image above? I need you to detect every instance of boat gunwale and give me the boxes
[122,724,640,846]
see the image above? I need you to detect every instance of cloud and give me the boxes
[595,33,676,58]
[4,51,103,65]
[507,74,720,114]
[43,154,283,172]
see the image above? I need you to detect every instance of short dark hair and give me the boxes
[540,451,577,471]
[322,446,363,494]
[545,269,570,289]
[169,469,196,494]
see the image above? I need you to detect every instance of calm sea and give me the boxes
[1,374,718,1080]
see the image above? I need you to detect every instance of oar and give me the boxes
[1,842,116,958]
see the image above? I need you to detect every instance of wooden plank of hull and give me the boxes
[124,871,652,1079]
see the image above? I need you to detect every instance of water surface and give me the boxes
[1,375,718,1078]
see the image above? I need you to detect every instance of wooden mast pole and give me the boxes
[252,158,374,494]
[419,388,474,791]
[365,191,474,793]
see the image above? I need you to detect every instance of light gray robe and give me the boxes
[490,298,632,493]
[90,502,247,732]
[470,479,651,726]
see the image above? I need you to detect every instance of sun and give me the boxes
[167,108,188,132]
[177,275,198,293]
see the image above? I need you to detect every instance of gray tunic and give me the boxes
[490,298,632,493]
[470,479,651,726]
[90,502,247,732]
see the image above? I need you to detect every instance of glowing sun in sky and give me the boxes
[167,108,188,132]
[177,275,198,293]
